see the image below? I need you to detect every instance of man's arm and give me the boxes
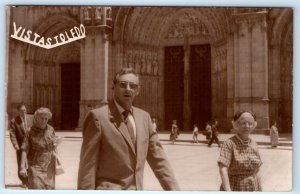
[146,114,180,190]
[77,111,102,190]
[9,119,20,150]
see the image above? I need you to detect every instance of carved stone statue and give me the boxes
[127,52,133,68]
[83,7,92,25]
[140,57,146,74]
[95,7,103,25]
[146,55,152,75]
[106,7,112,19]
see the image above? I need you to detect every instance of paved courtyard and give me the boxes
[4,132,292,191]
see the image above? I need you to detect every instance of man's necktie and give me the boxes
[122,110,136,145]
[21,116,27,131]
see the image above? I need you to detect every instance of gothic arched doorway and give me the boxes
[24,12,81,129]
[113,7,230,131]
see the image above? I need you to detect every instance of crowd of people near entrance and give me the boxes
[166,118,279,150]
[8,67,280,191]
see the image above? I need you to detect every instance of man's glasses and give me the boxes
[117,81,139,90]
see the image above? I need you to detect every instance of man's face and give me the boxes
[18,106,27,117]
[113,73,140,109]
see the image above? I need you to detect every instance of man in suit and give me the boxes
[9,104,33,188]
[208,120,220,147]
[78,68,179,190]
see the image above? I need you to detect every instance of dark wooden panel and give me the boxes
[164,46,184,131]
[190,44,212,130]
[61,63,80,130]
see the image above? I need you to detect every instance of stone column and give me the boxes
[158,47,165,130]
[7,41,26,117]
[261,18,270,129]
[232,9,269,130]
[78,7,112,127]
[183,36,191,131]
[226,30,235,130]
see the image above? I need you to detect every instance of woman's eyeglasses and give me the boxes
[117,81,139,90]
[237,121,255,128]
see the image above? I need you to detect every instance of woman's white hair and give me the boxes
[34,107,52,121]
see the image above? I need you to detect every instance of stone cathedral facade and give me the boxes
[6,6,293,132]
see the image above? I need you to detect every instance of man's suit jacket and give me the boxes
[9,114,34,150]
[78,101,179,190]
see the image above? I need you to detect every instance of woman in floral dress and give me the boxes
[19,107,60,189]
[218,111,263,191]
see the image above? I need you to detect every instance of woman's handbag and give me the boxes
[55,157,64,175]
[54,147,64,175]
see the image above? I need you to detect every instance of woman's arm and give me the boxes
[19,151,28,177]
[255,168,263,191]
[219,164,231,191]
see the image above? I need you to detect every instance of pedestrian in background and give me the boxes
[204,121,212,144]
[170,120,179,144]
[9,103,33,188]
[192,124,199,143]
[270,121,279,148]
[218,111,262,191]
[208,120,220,147]
[152,118,158,133]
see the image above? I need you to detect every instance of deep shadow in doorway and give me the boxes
[61,63,80,130]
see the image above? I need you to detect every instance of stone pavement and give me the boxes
[4,131,292,191]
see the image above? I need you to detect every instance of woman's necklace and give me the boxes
[236,134,250,145]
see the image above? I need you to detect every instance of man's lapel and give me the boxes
[108,101,136,155]
[132,107,144,160]
[15,116,26,134]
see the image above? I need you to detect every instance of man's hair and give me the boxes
[113,67,139,85]
[17,103,26,110]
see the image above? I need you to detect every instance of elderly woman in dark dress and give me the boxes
[218,111,263,191]
[19,107,61,189]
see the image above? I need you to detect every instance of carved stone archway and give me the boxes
[23,11,81,128]
[113,7,230,131]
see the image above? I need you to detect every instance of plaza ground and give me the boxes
[4,131,292,191]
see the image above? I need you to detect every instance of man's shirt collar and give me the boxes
[114,100,133,115]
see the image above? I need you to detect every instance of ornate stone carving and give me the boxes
[94,7,103,25]
[146,54,152,75]
[125,47,160,76]
[152,53,159,76]
[165,12,209,39]
[83,7,92,25]
[140,56,146,75]
[106,7,112,20]
[231,9,268,33]
[82,6,112,26]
